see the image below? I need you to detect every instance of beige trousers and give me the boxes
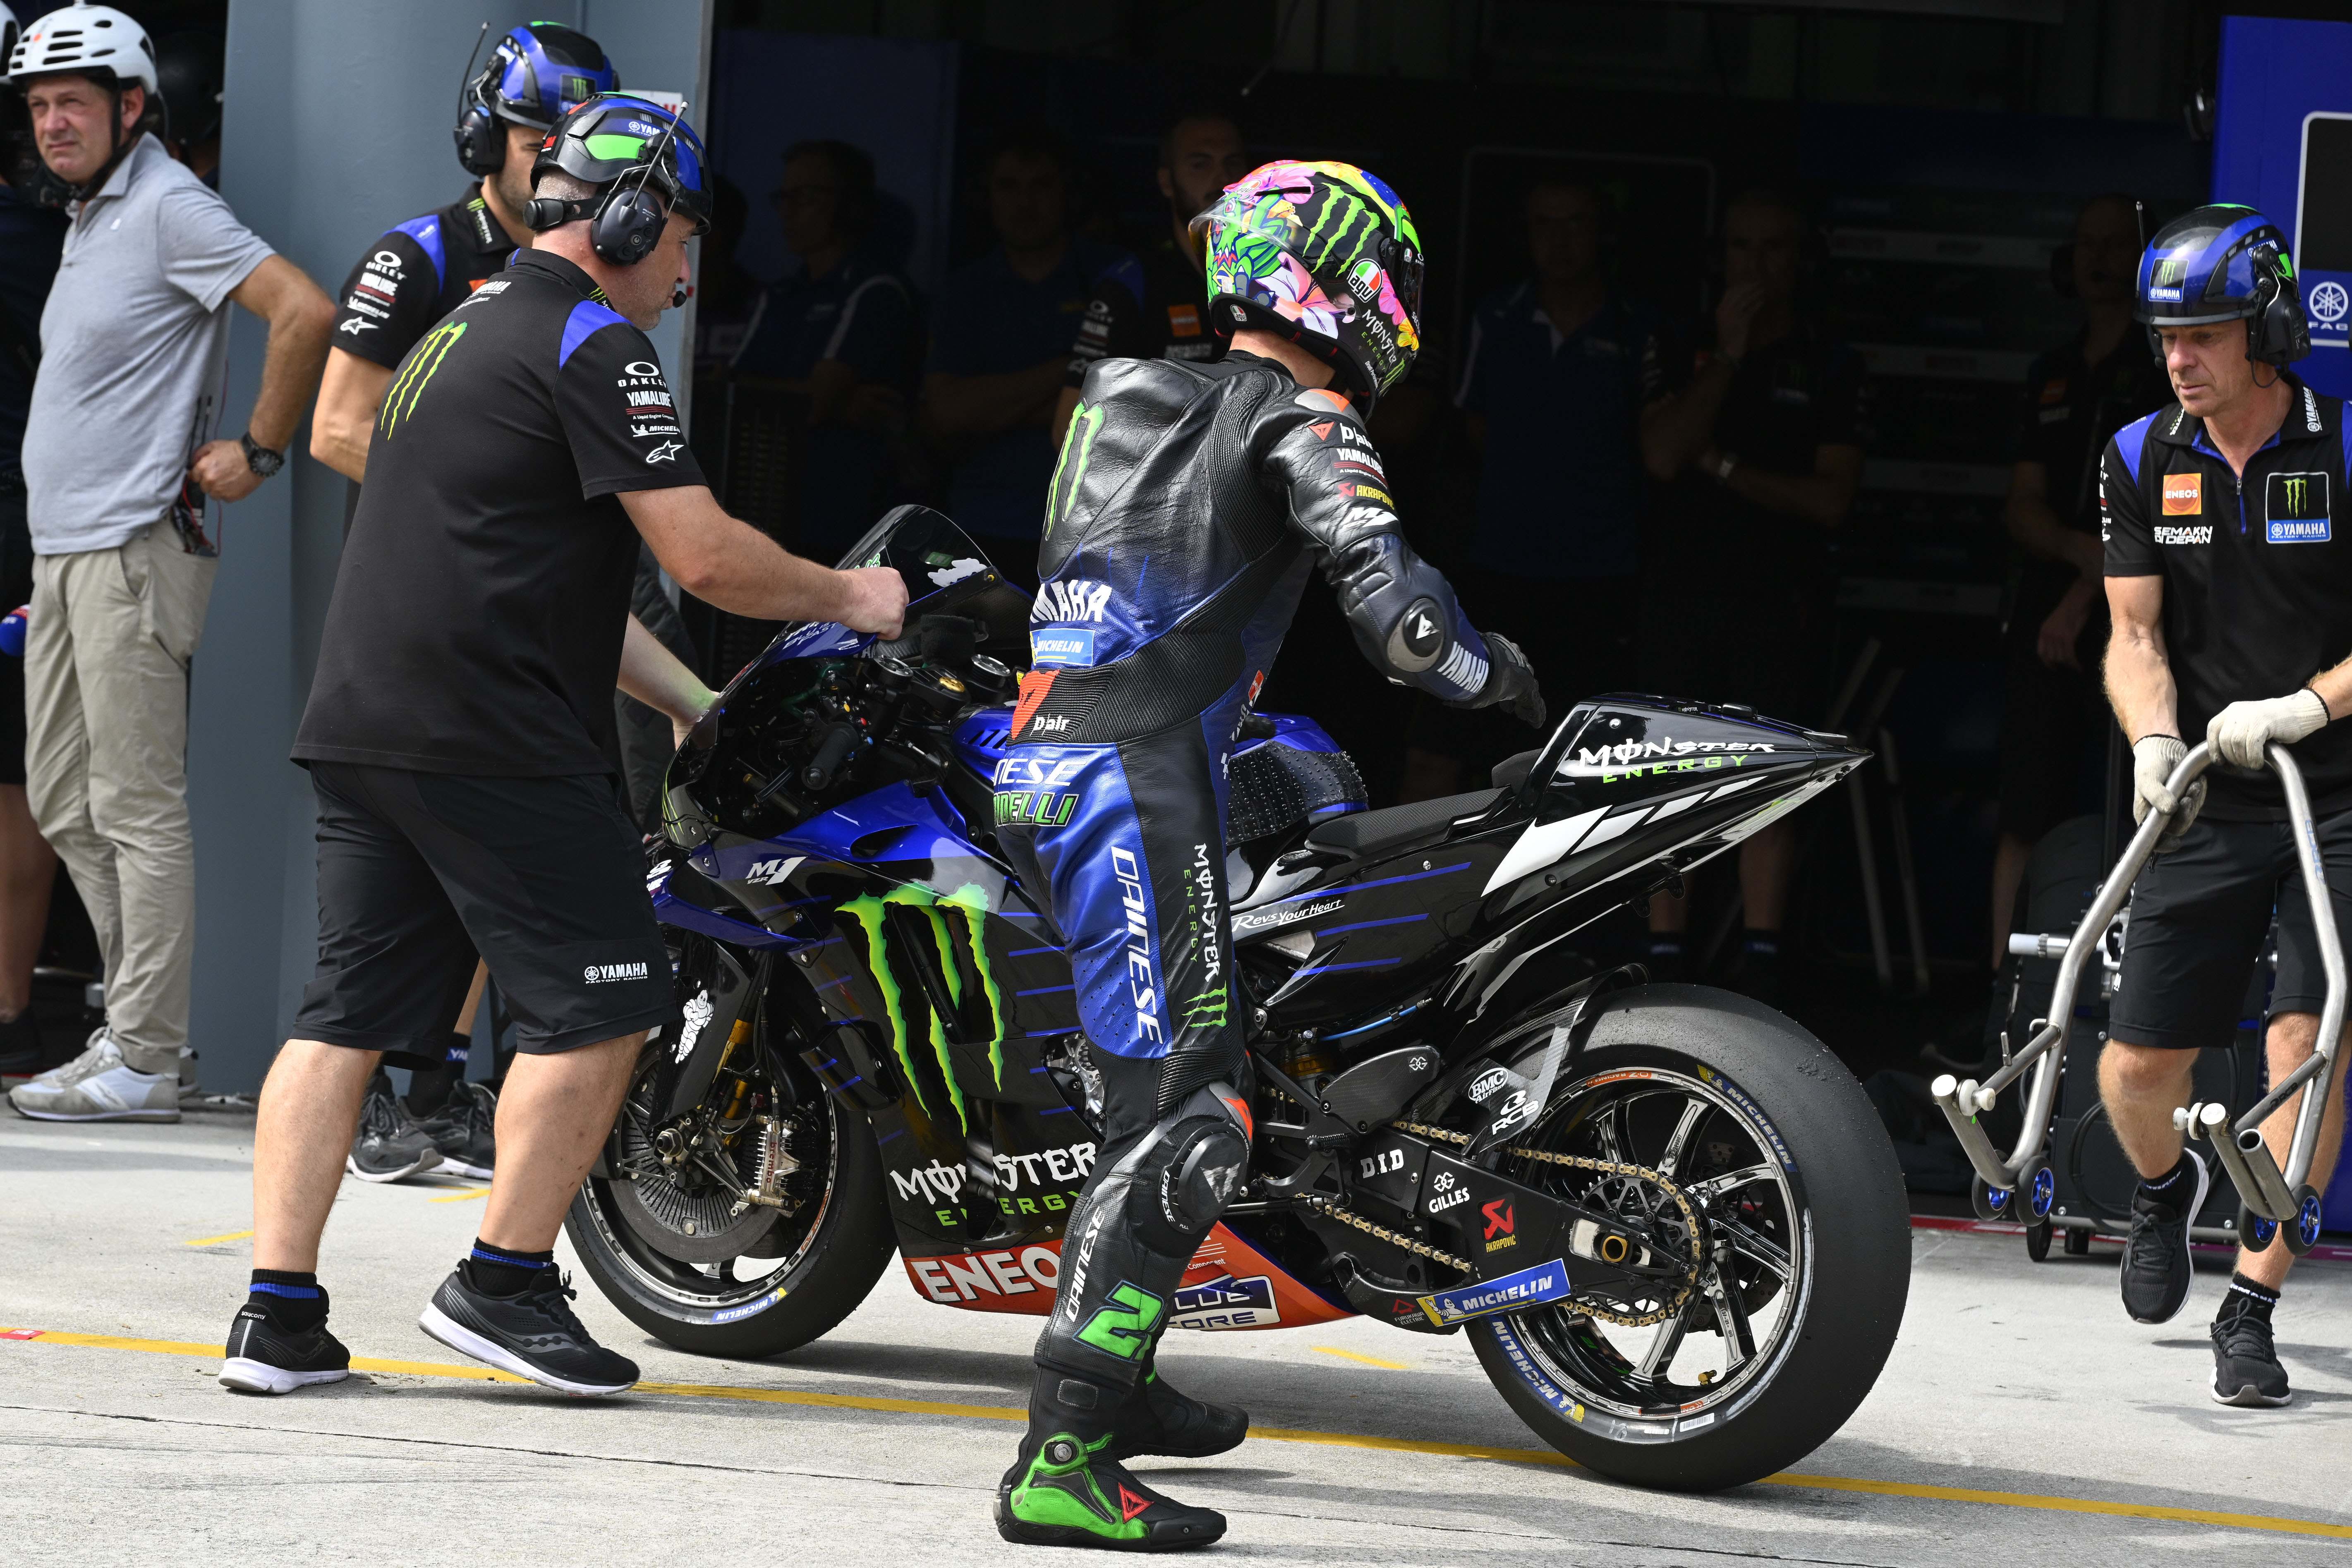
[26,523,217,1076]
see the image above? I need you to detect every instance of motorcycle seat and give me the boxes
[1491,749,1540,793]
[1305,788,1503,861]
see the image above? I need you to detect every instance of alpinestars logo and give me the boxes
[379,321,467,435]
[585,961,649,984]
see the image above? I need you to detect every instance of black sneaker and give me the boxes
[2211,1305,2293,1407]
[2120,1153,2209,1324]
[419,1263,638,1396]
[348,1068,442,1183]
[996,1430,1227,1551]
[414,1080,496,1180]
[218,1302,350,1395]
[1103,1367,1248,1462]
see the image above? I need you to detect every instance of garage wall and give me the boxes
[195,0,713,1092]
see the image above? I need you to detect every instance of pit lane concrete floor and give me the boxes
[2,1111,2347,1568]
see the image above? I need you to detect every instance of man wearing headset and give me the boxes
[225,98,908,1399]
[2099,205,2352,1409]
[311,22,623,1185]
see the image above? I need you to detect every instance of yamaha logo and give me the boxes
[584,962,649,984]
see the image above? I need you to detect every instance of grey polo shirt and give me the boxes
[21,134,275,556]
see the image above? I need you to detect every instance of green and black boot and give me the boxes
[1103,1332,1247,1462]
[996,1372,1227,1551]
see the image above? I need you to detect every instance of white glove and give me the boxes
[2131,733,2206,849]
[2206,688,2330,770]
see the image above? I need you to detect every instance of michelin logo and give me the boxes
[1416,1257,1574,1327]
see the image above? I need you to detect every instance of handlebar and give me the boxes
[801,721,861,793]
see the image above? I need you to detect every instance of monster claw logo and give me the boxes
[379,320,467,435]
[835,882,1013,1132]
[2285,477,2308,512]
[2151,256,2187,287]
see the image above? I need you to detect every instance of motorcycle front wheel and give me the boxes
[566,1043,896,1359]
[1468,984,1909,1490]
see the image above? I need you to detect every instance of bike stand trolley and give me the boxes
[1931,740,2345,1257]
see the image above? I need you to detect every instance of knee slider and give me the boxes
[1148,1118,1247,1242]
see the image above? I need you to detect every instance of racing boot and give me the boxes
[996,1369,1227,1551]
[1102,1329,1247,1462]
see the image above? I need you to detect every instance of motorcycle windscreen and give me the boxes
[747,504,1034,673]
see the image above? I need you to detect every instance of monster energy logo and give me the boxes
[1301,188,1382,272]
[835,882,1011,1134]
[380,320,467,436]
[1182,988,1229,1028]
[2284,477,2309,512]
[2151,257,2187,286]
[1046,402,1102,536]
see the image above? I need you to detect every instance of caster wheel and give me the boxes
[2016,1163,2056,1223]
[1970,1174,2014,1223]
[2062,1225,2091,1257]
[2285,1185,2325,1257]
[2239,1202,2279,1255]
[2024,1221,2053,1261]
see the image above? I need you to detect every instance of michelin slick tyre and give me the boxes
[1467,986,1909,1491]
[566,1046,894,1359]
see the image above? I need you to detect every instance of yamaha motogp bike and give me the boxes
[567,508,1909,1491]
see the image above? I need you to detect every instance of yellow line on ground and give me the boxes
[5,1326,2347,1541]
[425,1187,492,1204]
[1310,1344,1411,1371]
[184,1230,254,1247]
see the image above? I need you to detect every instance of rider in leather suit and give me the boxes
[992,160,1545,1550]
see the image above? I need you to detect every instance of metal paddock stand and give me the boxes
[1931,739,2345,1254]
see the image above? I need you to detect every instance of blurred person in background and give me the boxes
[1637,186,1866,1004]
[1050,108,1251,446]
[1401,176,1660,801]
[730,137,920,560]
[0,1,64,1079]
[306,21,620,1179]
[152,29,219,184]
[925,127,1130,589]
[5,5,334,1123]
[1939,194,2167,1069]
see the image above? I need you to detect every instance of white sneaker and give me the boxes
[20,1026,119,1089]
[10,1058,181,1122]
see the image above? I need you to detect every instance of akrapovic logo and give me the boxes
[584,962,649,984]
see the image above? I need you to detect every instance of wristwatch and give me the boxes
[240,432,285,479]
[1713,452,1740,484]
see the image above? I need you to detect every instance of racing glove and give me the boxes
[1451,632,1546,730]
[2130,733,2205,851]
[2206,688,2330,771]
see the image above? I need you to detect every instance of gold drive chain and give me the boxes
[1303,1194,1471,1273]
[1386,1120,1704,1329]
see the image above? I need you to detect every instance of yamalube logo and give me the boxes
[585,960,649,984]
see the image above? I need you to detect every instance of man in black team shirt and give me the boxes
[220,97,907,1398]
[312,23,623,1184]
[2099,206,2349,1410]
[1048,110,1251,449]
[1638,187,1866,1001]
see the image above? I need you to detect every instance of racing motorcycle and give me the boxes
[568,507,1909,1491]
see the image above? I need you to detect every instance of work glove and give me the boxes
[2206,688,2330,770]
[1460,633,1546,730]
[2130,733,2205,852]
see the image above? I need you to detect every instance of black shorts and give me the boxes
[293,762,677,1068]
[2108,808,2352,1051]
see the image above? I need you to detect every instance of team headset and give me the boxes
[2141,235,2310,370]
[451,24,615,179]
[523,104,692,291]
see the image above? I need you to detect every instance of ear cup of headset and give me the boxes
[2254,255,2311,365]
[591,187,666,266]
[455,104,504,177]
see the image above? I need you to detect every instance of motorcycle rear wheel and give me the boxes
[1468,985,1909,1491]
[567,1050,895,1359]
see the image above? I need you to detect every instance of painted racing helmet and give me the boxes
[1190,160,1424,407]
[533,94,714,235]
